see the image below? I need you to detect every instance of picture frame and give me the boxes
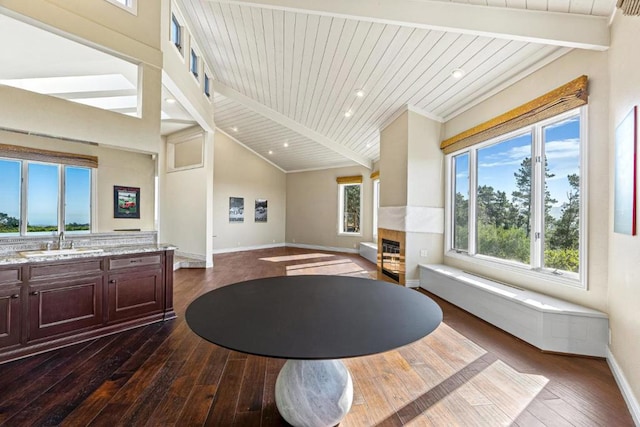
[229,197,244,222]
[113,186,140,219]
[255,199,268,222]
[614,106,637,235]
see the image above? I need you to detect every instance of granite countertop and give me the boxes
[0,244,177,266]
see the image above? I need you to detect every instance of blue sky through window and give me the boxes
[65,166,91,225]
[0,159,21,220]
[28,163,59,227]
[455,115,580,218]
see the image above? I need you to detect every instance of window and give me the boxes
[106,0,137,14]
[372,178,380,237]
[171,14,183,53]
[0,158,92,236]
[338,182,362,234]
[0,159,21,235]
[190,49,199,79]
[447,108,584,285]
[204,73,211,97]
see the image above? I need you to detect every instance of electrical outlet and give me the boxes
[272,239,276,243]
[420,249,428,257]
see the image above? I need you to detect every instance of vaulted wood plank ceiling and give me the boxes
[178,0,615,172]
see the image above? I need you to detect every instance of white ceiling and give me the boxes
[179,0,615,171]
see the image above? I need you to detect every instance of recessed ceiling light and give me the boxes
[355,89,365,98]
[344,110,353,118]
[268,150,273,155]
[451,68,465,79]
[366,143,372,148]
[231,126,238,132]
[283,142,289,148]
[165,98,176,104]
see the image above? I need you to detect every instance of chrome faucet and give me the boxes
[58,231,65,250]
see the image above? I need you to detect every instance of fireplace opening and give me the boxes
[381,238,400,282]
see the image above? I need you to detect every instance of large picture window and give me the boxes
[447,108,585,286]
[0,158,92,236]
[338,181,362,235]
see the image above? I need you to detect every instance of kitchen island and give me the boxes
[0,244,175,363]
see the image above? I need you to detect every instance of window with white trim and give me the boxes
[171,13,183,54]
[190,49,199,79]
[372,178,380,237]
[106,0,137,14]
[204,73,211,97]
[447,108,585,286]
[337,177,362,235]
[0,158,92,235]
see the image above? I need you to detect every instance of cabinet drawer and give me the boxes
[109,254,161,270]
[0,267,22,286]
[29,259,104,281]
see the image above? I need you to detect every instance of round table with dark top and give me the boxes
[186,275,442,427]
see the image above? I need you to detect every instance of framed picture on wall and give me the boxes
[614,106,637,235]
[113,186,140,219]
[229,197,244,222]
[255,199,268,222]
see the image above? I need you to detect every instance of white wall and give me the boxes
[443,48,610,312]
[0,1,162,154]
[607,12,640,412]
[160,127,214,263]
[286,165,374,251]
[213,131,286,252]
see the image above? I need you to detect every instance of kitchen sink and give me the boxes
[19,248,104,258]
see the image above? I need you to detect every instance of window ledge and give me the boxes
[444,250,585,290]
[338,232,362,237]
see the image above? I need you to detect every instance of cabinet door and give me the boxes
[107,269,164,323]
[28,276,104,342]
[0,286,21,349]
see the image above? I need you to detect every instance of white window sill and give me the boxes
[444,250,585,290]
[338,232,362,237]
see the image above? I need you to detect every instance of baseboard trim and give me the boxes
[607,346,640,426]
[212,243,286,255]
[175,250,205,261]
[286,243,359,254]
[405,279,420,288]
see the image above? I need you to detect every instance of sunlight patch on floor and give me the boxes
[341,322,548,426]
[259,253,335,262]
[285,259,370,276]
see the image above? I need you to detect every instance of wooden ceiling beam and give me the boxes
[213,81,373,169]
[210,0,610,51]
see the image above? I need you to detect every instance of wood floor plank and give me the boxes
[0,247,633,427]
[142,340,215,426]
[204,358,246,426]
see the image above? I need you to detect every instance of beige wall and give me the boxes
[380,110,409,207]
[160,127,214,262]
[443,48,610,312]
[607,13,640,408]
[213,132,286,251]
[161,0,215,132]
[0,130,156,232]
[286,165,374,251]
[0,2,162,154]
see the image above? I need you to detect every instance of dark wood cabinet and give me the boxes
[28,276,104,342]
[107,269,164,323]
[0,249,174,363]
[0,266,23,349]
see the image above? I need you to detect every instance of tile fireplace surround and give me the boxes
[377,228,405,285]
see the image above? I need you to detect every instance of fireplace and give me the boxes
[377,228,405,285]
[381,239,400,282]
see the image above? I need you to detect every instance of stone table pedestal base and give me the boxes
[275,359,353,427]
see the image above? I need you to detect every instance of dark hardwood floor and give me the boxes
[0,247,633,426]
